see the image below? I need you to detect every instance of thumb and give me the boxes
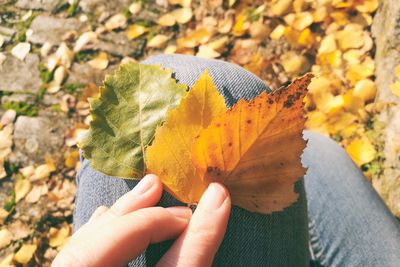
[158,183,231,267]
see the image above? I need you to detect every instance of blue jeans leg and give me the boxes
[73,54,310,266]
[303,131,400,267]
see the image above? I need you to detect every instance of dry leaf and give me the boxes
[196,45,220,58]
[0,208,9,225]
[49,224,70,250]
[56,43,74,68]
[126,24,148,40]
[147,71,226,202]
[0,253,13,267]
[25,183,48,203]
[353,79,376,102]
[105,14,127,31]
[11,42,30,61]
[0,110,16,126]
[88,52,109,70]
[271,0,292,16]
[147,35,170,48]
[74,31,97,52]
[172,8,193,24]
[281,52,310,76]
[14,244,37,264]
[345,137,376,166]
[390,82,400,97]
[0,229,12,249]
[157,13,176,27]
[8,221,31,240]
[191,74,312,213]
[15,178,31,202]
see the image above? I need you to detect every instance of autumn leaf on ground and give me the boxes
[146,70,226,203]
[79,63,187,178]
[192,74,313,213]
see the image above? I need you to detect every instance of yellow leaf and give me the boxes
[168,0,191,7]
[64,149,80,169]
[0,253,14,267]
[0,229,12,249]
[318,34,337,54]
[15,178,31,203]
[0,208,9,225]
[192,74,312,213]
[14,244,37,264]
[232,13,250,36]
[346,57,375,85]
[395,65,400,79]
[147,35,170,49]
[280,52,310,76]
[353,79,376,102]
[88,52,109,70]
[171,7,193,24]
[291,12,313,31]
[271,0,292,17]
[270,24,286,40]
[390,82,400,97]
[335,24,364,51]
[355,0,378,13]
[196,45,220,59]
[346,137,376,166]
[157,13,176,27]
[146,71,226,203]
[49,224,70,250]
[177,28,212,48]
[126,25,148,40]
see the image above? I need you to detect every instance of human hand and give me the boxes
[52,174,231,267]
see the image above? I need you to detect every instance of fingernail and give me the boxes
[199,183,227,210]
[131,174,155,195]
[166,206,192,220]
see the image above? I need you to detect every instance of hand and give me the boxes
[52,174,231,267]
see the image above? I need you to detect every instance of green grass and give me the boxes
[2,101,39,117]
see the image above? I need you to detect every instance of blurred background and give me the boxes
[1,0,399,266]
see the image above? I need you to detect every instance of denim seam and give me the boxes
[308,217,328,266]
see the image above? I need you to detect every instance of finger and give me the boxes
[109,174,163,216]
[53,206,192,267]
[158,183,231,267]
[88,206,109,222]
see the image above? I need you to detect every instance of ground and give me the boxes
[0,0,392,266]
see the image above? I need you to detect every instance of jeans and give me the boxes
[73,54,400,267]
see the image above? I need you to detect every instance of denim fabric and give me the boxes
[303,131,400,266]
[73,54,400,267]
[74,54,309,266]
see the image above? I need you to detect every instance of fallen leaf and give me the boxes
[25,183,48,203]
[0,229,12,249]
[346,137,376,166]
[64,149,80,169]
[49,224,70,250]
[270,24,286,40]
[353,79,376,102]
[15,178,31,202]
[0,208,9,225]
[0,253,13,267]
[191,74,312,213]
[147,71,226,202]
[147,35,170,48]
[56,42,74,68]
[395,65,400,79]
[157,13,176,27]
[11,42,30,61]
[105,14,127,31]
[280,52,310,76]
[172,8,193,24]
[14,244,37,264]
[73,31,97,52]
[129,2,142,14]
[390,82,400,97]
[271,0,292,16]
[88,52,109,70]
[0,124,13,160]
[0,110,16,127]
[196,45,220,58]
[126,24,148,40]
[8,221,31,240]
[79,63,187,178]
[32,164,51,181]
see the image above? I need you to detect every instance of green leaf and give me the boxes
[79,62,187,178]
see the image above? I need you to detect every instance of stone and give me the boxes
[28,15,83,45]
[11,114,68,165]
[79,0,131,15]
[15,0,60,11]
[96,31,141,57]
[0,26,16,46]
[0,53,42,93]
[1,94,36,105]
[67,63,115,86]
[372,0,400,216]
